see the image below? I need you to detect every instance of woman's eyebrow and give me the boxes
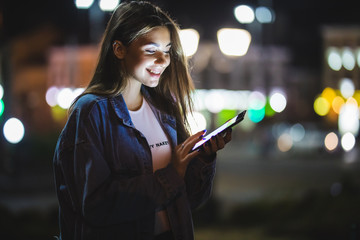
[145,42,172,47]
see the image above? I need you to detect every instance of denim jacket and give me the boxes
[53,87,216,240]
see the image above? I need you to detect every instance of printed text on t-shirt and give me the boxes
[149,141,169,149]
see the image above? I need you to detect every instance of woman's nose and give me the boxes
[154,52,170,66]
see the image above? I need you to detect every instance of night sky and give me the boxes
[2,0,360,70]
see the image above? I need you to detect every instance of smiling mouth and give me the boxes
[147,68,162,77]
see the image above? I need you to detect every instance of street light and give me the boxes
[234,5,255,24]
[99,0,119,11]
[217,28,251,56]
[75,0,94,9]
[179,29,200,57]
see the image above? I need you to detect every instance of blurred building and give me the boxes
[322,26,360,89]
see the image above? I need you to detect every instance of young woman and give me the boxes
[53,1,232,239]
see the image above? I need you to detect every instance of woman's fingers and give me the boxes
[223,128,232,144]
[181,130,206,153]
[173,130,207,177]
[202,129,232,155]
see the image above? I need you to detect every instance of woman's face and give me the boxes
[123,26,171,88]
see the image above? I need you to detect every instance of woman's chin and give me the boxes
[144,80,160,88]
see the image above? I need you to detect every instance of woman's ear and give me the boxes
[113,40,126,59]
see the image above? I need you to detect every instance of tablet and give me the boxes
[192,110,246,151]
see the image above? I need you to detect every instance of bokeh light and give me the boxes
[53,87,85,109]
[341,47,355,71]
[0,99,4,116]
[338,101,359,136]
[353,91,360,105]
[217,28,251,56]
[290,123,305,142]
[204,90,225,113]
[46,86,60,107]
[234,5,255,24]
[249,91,266,110]
[51,105,67,122]
[332,96,345,114]
[217,110,237,128]
[265,98,276,117]
[339,78,355,99]
[322,87,336,103]
[269,92,287,113]
[248,91,266,123]
[248,108,265,123]
[73,88,85,100]
[0,84,3,99]
[327,47,342,71]
[179,29,200,57]
[75,0,94,9]
[57,88,74,109]
[3,118,25,144]
[277,133,293,152]
[341,132,356,152]
[187,111,207,135]
[324,132,338,151]
[272,122,289,139]
[255,6,274,23]
[314,96,330,116]
[99,0,119,11]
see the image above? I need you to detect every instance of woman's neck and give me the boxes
[123,80,143,111]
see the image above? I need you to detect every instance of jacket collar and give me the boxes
[109,94,133,127]
[108,85,175,128]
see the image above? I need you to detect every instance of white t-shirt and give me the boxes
[129,98,172,234]
[129,98,172,172]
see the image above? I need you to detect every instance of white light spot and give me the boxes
[234,5,255,24]
[57,88,74,109]
[327,47,342,71]
[179,29,200,57]
[73,88,85,99]
[341,132,356,152]
[75,0,94,9]
[270,92,287,112]
[342,47,355,71]
[45,86,60,107]
[338,102,359,136]
[99,0,119,11]
[339,78,355,99]
[3,118,25,144]
[217,28,251,56]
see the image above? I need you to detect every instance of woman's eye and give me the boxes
[145,50,156,54]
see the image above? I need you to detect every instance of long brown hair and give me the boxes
[71,1,194,140]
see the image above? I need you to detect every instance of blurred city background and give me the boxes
[1,0,360,239]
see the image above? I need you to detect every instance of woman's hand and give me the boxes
[172,128,233,178]
[172,130,206,178]
[201,128,232,156]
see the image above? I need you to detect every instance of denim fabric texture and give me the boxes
[53,86,216,240]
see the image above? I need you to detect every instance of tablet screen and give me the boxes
[192,114,239,151]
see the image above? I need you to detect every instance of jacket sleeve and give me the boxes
[183,154,217,210]
[54,103,185,227]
